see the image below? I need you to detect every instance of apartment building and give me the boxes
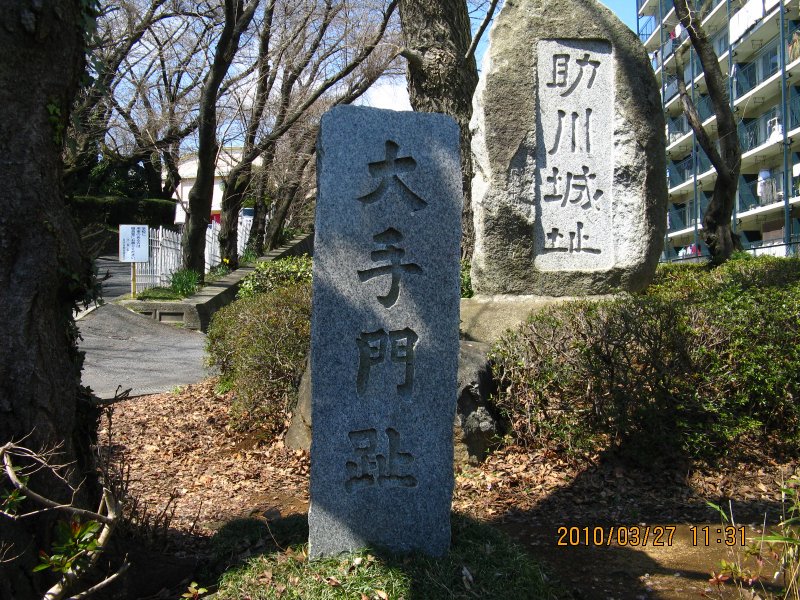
[637,0,800,260]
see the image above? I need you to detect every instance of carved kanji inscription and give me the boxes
[344,427,417,492]
[358,140,427,212]
[356,327,418,397]
[537,39,614,270]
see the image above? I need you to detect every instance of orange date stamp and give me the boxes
[556,525,677,546]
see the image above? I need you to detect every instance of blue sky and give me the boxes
[601,0,638,32]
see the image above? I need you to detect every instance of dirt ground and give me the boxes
[101,381,799,599]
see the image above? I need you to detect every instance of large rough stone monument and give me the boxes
[471,0,667,296]
[309,106,462,557]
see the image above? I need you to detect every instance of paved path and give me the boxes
[96,254,133,300]
[78,254,210,399]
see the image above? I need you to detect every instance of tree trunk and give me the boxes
[181,0,258,279]
[264,183,302,251]
[0,2,97,598]
[247,171,269,256]
[142,151,168,199]
[162,146,181,199]
[704,171,741,261]
[398,0,478,258]
[673,0,741,263]
[219,164,251,269]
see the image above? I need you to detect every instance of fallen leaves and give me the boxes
[101,379,309,543]
[103,377,799,600]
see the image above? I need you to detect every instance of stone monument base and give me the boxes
[460,294,619,344]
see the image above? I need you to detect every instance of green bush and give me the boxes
[237,255,312,299]
[239,246,259,265]
[277,226,304,247]
[491,256,800,462]
[207,261,232,281]
[207,283,311,433]
[170,269,200,297]
[460,258,474,298]
[67,195,176,230]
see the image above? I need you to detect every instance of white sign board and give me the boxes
[119,225,149,263]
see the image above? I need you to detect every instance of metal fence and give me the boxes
[133,218,253,294]
[662,239,800,263]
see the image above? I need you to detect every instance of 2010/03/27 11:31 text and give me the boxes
[556,525,748,547]
[557,526,676,546]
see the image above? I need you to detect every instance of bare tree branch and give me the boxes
[464,0,499,63]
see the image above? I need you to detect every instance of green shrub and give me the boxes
[67,195,176,230]
[277,226,304,246]
[207,282,311,433]
[240,246,259,265]
[237,255,312,299]
[207,261,231,281]
[460,258,474,298]
[170,269,200,297]
[491,255,800,462]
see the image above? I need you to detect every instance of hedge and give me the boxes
[207,282,312,433]
[67,195,176,230]
[490,255,800,463]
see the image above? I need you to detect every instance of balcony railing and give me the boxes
[696,95,714,121]
[639,16,656,43]
[738,175,786,212]
[735,61,759,97]
[703,0,724,15]
[664,76,679,102]
[667,115,690,142]
[668,146,717,188]
[734,46,780,98]
[738,177,760,212]
[790,95,800,129]
[661,38,678,62]
[685,55,703,83]
[697,147,713,173]
[669,155,694,187]
[667,200,703,232]
[668,205,689,231]
[738,116,768,152]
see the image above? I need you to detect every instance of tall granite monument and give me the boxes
[309,106,462,557]
[471,0,667,296]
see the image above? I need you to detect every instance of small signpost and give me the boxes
[119,225,149,298]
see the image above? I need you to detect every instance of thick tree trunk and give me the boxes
[0,2,97,598]
[398,0,478,258]
[162,146,181,199]
[704,172,741,261]
[142,151,168,199]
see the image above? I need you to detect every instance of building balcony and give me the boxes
[738,111,782,152]
[669,155,694,188]
[738,175,786,212]
[667,195,709,235]
[667,114,690,142]
[667,204,693,232]
[640,15,657,44]
[638,0,656,17]
[734,51,780,99]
